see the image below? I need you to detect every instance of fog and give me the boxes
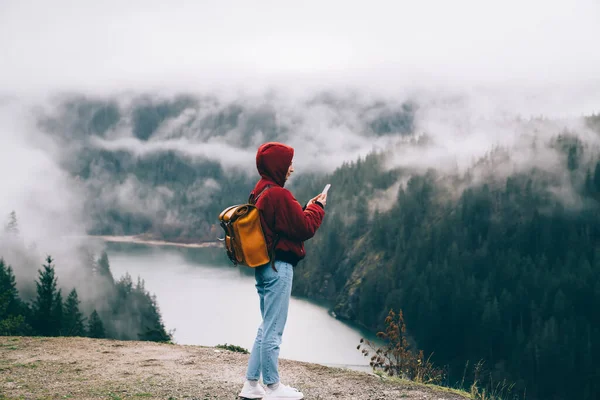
[1,0,599,96]
[0,102,86,244]
[0,100,104,298]
[1,0,599,296]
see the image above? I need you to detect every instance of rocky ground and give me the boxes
[0,336,469,400]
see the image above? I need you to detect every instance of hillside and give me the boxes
[37,94,414,243]
[14,99,600,398]
[0,336,468,400]
[291,141,600,400]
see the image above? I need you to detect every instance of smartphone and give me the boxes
[322,184,331,195]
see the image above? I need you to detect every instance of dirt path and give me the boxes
[0,337,469,400]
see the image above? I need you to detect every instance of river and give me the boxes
[103,241,378,372]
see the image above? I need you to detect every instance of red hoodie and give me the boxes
[250,142,325,266]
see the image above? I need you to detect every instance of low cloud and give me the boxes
[0,100,87,246]
[1,0,599,96]
[44,92,416,175]
[24,87,600,227]
[380,92,600,211]
[91,137,256,170]
[0,99,105,297]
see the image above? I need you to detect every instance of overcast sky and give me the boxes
[1,0,599,96]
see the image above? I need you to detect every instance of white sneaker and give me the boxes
[264,383,304,400]
[238,380,266,399]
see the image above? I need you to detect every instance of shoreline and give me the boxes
[90,235,222,249]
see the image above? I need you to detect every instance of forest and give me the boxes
[18,96,600,399]
[0,244,171,343]
[293,133,600,400]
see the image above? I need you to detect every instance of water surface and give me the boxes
[105,243,378,371]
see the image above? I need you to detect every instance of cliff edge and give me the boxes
[1,336,468,400]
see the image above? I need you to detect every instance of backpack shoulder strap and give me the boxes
[248,185,272,205]
[249,184,279,271]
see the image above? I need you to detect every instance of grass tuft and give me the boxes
[215,343,249,354]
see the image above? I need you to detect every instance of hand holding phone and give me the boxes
[317,184,330,207]
[309,184,330,208]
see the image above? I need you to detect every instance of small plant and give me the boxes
[357,309,444,385]
[467,360,518,400]
[216,343,249,354]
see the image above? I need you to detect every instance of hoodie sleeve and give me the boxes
[272,188,325,241]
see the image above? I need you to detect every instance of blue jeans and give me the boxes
[246,260,293,385]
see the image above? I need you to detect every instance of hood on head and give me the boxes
[256,142,294,187]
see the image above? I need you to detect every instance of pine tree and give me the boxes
[353,199,369,238]
[567,146,579,171]
[137,295,171,342]
[97,251,114,285]
[32,256,62,336]
[63,289,86,336]
[0,258,29,335]
[0,258,20,317]
[594,161,600,192]
[134,278,171,343]
[87,310,105,338]
[585,169,594,195]
[4,211,19,235]
[6,211,18,234]
[52,289,63,335]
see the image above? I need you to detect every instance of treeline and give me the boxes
[292,135,600,400]
[77,148,254,242]
[0,255,170,342]
[38,95,600,399]
[38,94,414,242]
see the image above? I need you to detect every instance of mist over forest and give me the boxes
[2,88,599,399]
[2,0,600,399]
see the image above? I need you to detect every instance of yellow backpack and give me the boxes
[218,186,273,267]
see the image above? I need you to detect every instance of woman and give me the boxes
[238,142,327,400]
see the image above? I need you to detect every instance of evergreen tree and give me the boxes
[62,289,86,336]
[87,309,105,338]
[52,289,63,335]
[4,211,19,235]
[585,169,594,194]
[0,258,29,335]
[0,258,20,316]
[353,199,369,238]
[32,256,62,336]
[567,146,579,171]
[594,161,600,192]
[107,275,171,342]
[137,293,171,343]
[97,251,114,285]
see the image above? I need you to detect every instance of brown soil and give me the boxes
[0,336,469,400]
